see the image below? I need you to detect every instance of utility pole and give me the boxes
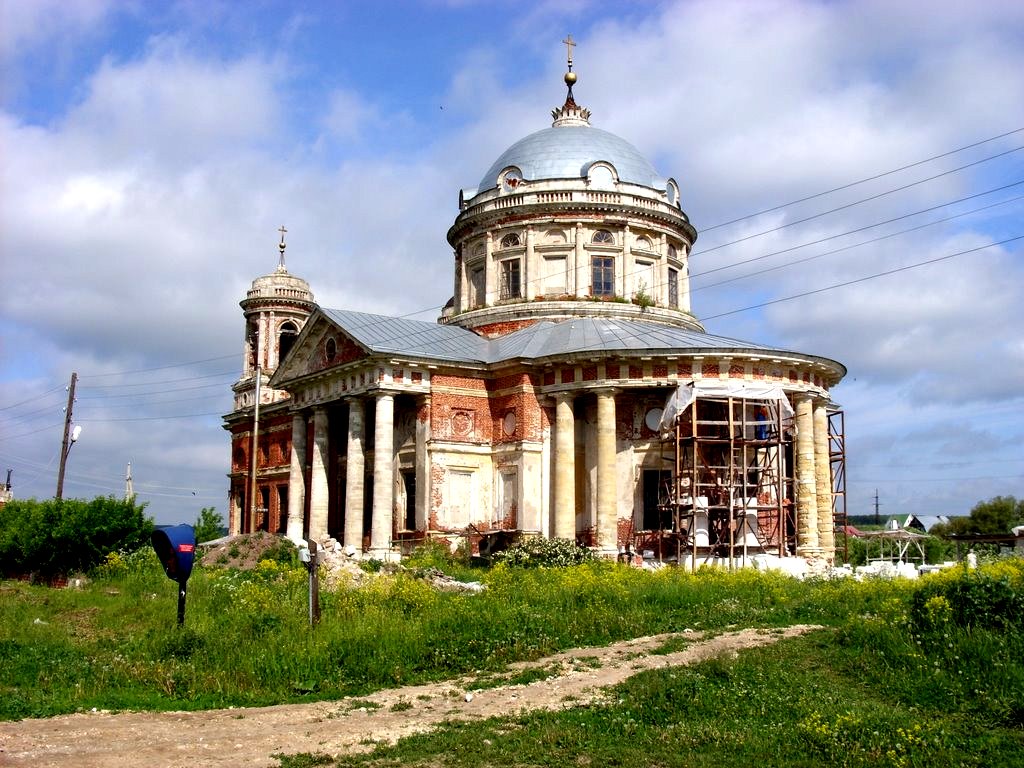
[248,365,262,532]
[56,372,78,500]
[874,488,881,525]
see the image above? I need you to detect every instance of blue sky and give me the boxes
[1,0,1022,526]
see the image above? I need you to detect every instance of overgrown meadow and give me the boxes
[2,544,1022,767]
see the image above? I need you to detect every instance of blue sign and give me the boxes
[151,525,196,583]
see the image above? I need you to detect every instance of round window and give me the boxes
[502,411,517,436]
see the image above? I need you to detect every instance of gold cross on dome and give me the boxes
[563,34,575,68]
[277,225,287,268]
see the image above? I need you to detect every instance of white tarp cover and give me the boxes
[659,379,796,435]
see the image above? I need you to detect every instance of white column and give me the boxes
[308,406,329,541]
[286,412,307,542]
[370,392,395,557]
[574,223,585,297]
[343,398,365,551]
[622,224,632,299]
[524,225,536,300]
[794,394,819,556]
[553,393,576,540]
[814,400,835,563]
[484,232,495,306]
[681,245,692,313]
[595,389,618,555]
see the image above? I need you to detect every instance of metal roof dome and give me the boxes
[478,124,660,191]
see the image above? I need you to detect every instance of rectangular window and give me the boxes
[500,258,521,300]
[446,470,474,527]
[592,255,614,296]
[542,256,567,295]
[668,268,679,308]
[635,259,655,300]
[276,486,288,533]
[470,267,485,307]
[497,469,517,526]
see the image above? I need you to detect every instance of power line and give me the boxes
[80,370,237,390]
[693,144,1024,256]
[77,354,238,379]
[700,126,1024,232]
[0,384,66,412]
[691,193,1024,295]
[691,181,1024,281]
[699,234,1024,322]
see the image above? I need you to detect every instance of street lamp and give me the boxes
[56,424,82,500]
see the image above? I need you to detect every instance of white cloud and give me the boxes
[2,0,1022,524]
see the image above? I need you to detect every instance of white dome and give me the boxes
[478,125,661,191]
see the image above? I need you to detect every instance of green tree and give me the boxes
[944,495,1024,536]
[193,507,225,543]
[0,496,152,580]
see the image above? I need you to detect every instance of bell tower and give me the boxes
[233,227,316,411]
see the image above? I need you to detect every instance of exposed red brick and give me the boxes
[617,516,634,548]
[677,361,692,377]
[629,365,642,379]
[653,364,668,379]
[473,319,540,338]
[543,371,555,386]
[606,363,620,379]
[582,365,598,381]
[411,371,423,384]
[753,366,766,380]
[702,362,720,378]
[561,368,575,384]
[729,364,745,378]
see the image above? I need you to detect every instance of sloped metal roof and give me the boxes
[322,309,810,367]
[322,309,491,363]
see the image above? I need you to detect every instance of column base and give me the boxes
[367,548,401,563]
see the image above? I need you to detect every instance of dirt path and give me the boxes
[0,625,821,768]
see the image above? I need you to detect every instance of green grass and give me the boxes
[2,548,1023,767]
[317,627,1023,767]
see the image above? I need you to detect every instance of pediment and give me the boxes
[269,308,369,388]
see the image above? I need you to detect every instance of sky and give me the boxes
[1,0,1022,527]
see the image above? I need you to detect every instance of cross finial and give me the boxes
[563,34,575,69]
[277,225,288,271]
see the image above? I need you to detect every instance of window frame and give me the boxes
[592,255,615,297]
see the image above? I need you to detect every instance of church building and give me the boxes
[223,50,847,567]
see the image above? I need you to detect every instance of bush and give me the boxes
[0,497,152,581]
[493,537,597,568]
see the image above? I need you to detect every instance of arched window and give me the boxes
[667,244,678,260]
[592,229,614,245]
[636,236,653,252]
[325,337,337,363]
[500,232,521,248]
[278,321,299,363]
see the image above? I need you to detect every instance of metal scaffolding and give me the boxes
[652,394,797,571]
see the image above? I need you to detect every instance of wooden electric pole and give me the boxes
[56,371,78,500]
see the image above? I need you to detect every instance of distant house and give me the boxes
[904,514,949,533]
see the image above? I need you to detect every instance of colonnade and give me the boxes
[284,391,419,557]
[551,388,620,555]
